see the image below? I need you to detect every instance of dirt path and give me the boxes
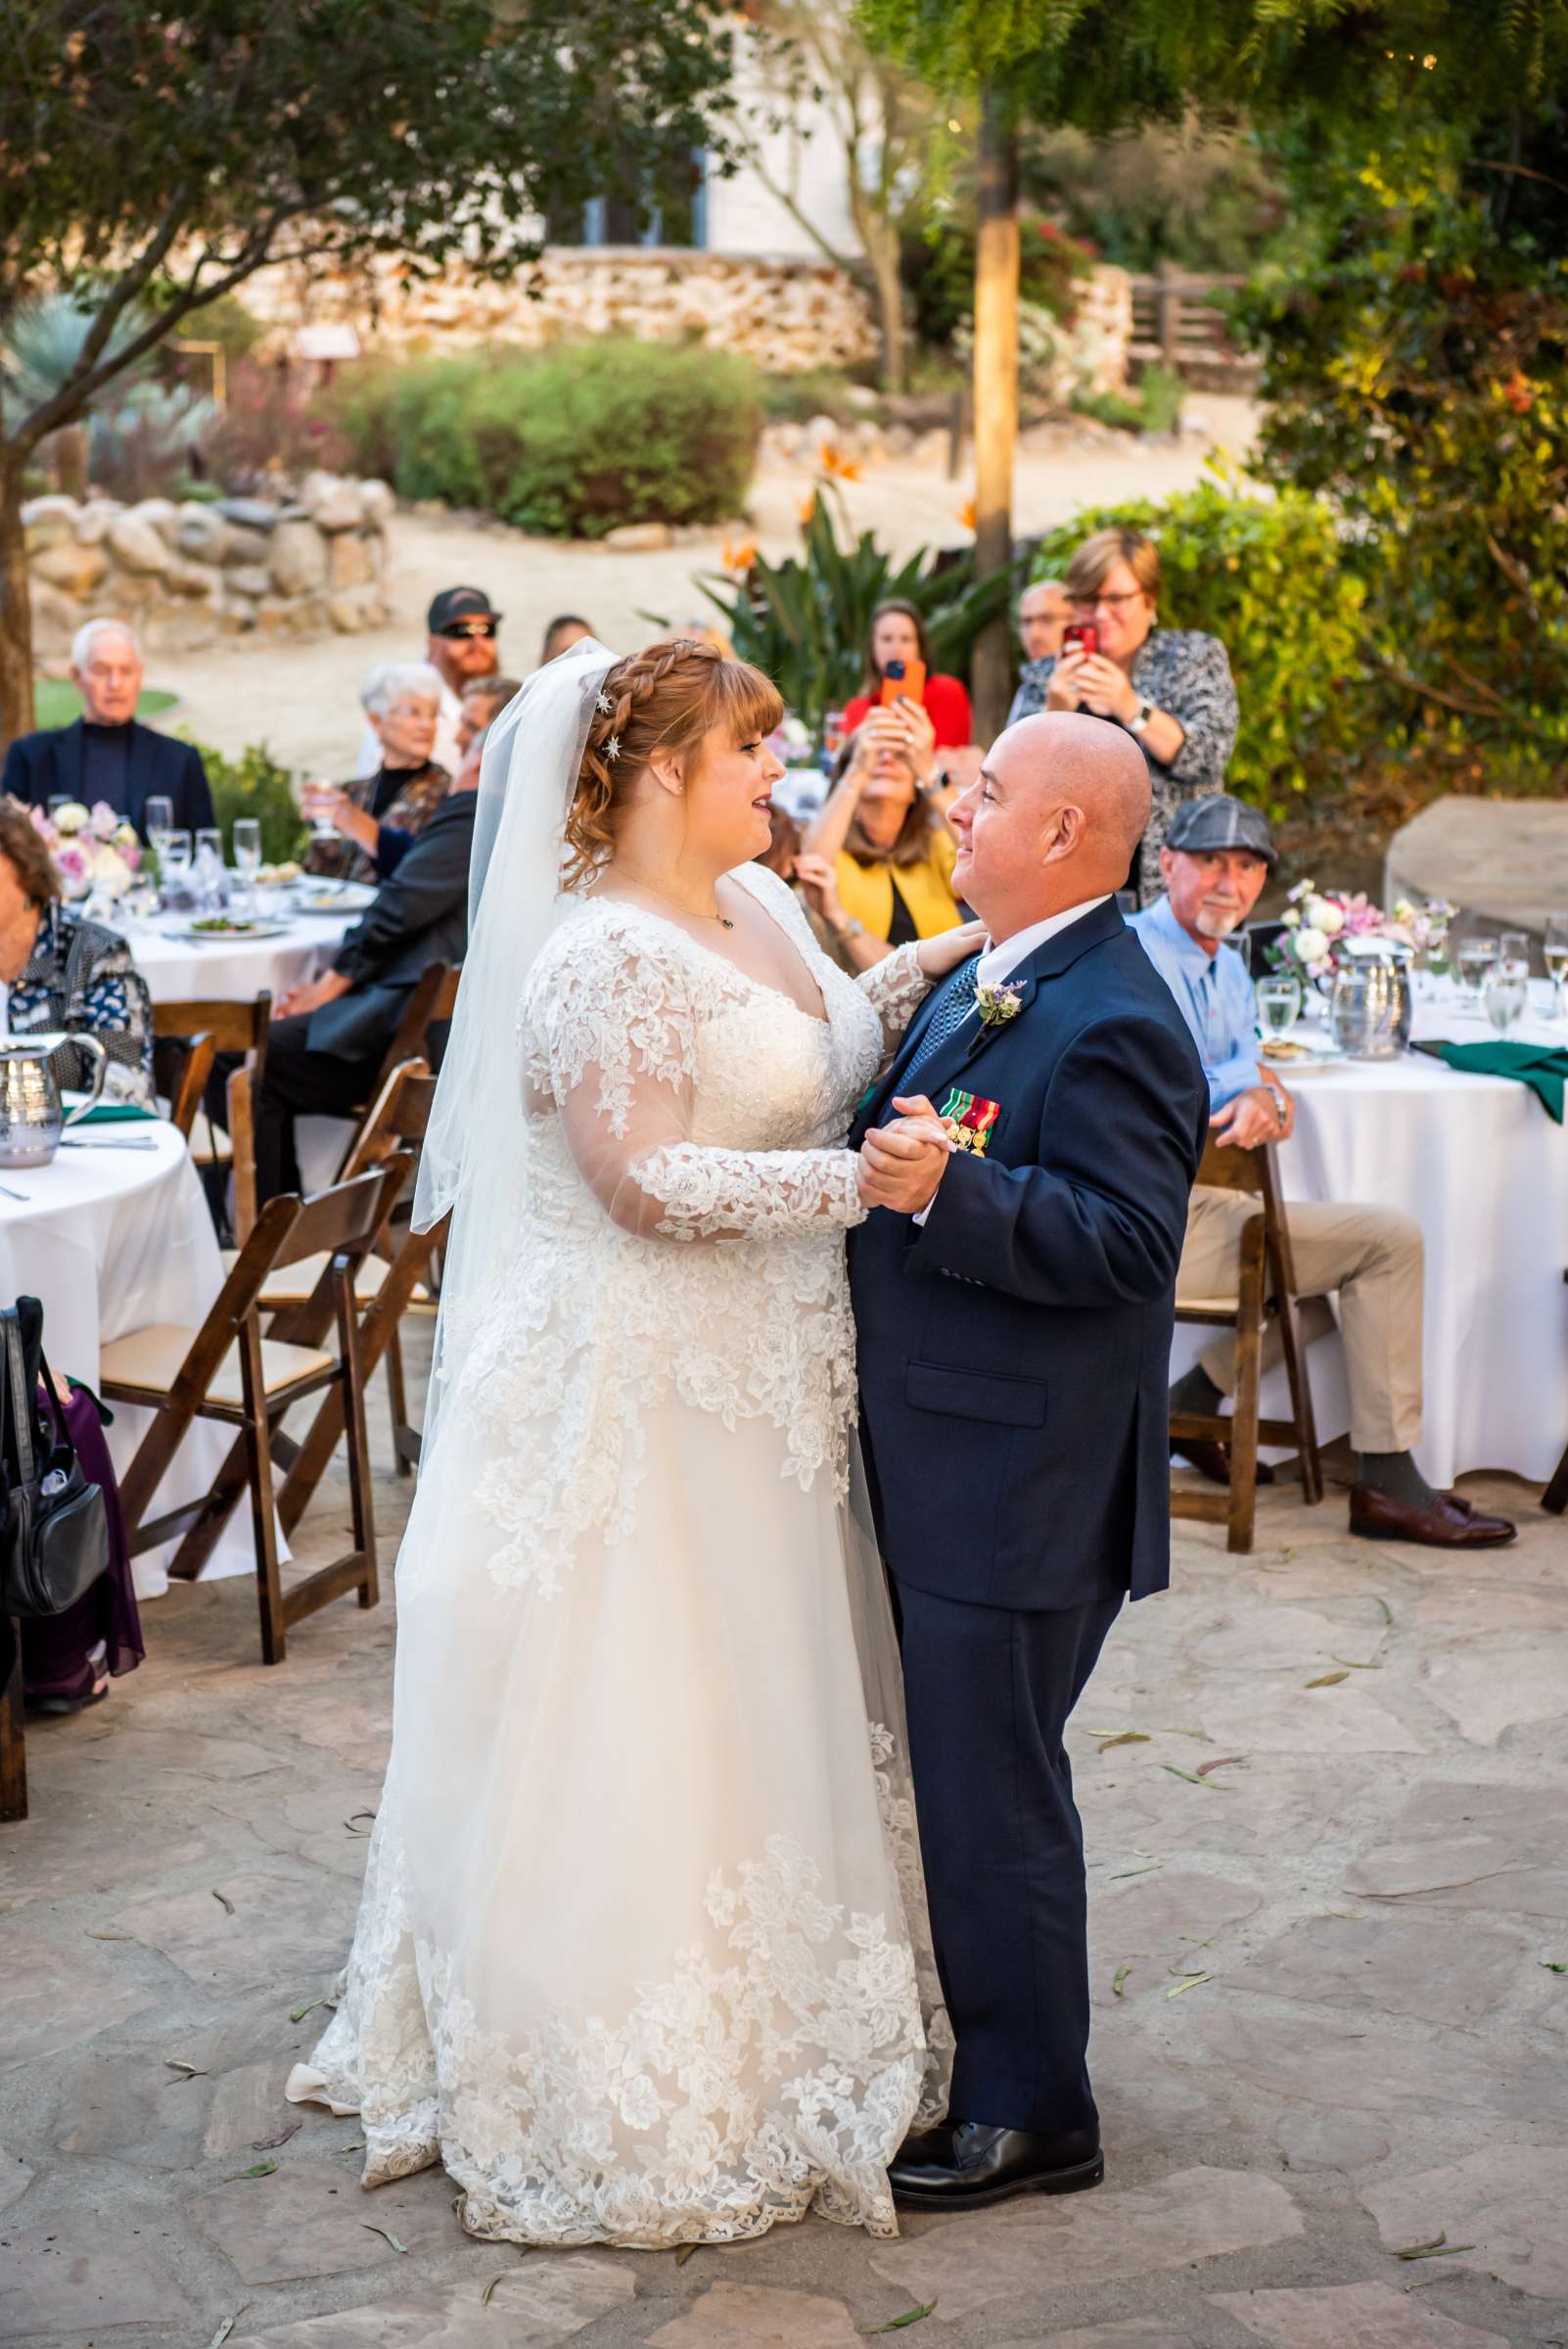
[153,396,1261,775]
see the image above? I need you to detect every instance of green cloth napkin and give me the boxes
[72,1101,161,1126]
[1430,1039,1568,1123]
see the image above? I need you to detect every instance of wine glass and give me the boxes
[233,817,262,914]
[1499,929,1531,976]
[301,779,339,845]
[1483,964,1528,1037]
[1255,974,1303,1042]
[144,794,174,854]
[160,828,193,904]
[1455,933,1499,1008]
[1544,911,1568,1020]
[194,825,225,909]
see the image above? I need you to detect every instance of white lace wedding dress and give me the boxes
[288,862,951,2247]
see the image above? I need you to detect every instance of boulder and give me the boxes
[26,580,80,661]
[30,541,110,598]
[161,558,222,601]
[602,521,674,552]
[300,471,365,531]
[174,503,230,563]
[213,495,279,533]
[328,531,372,589]
[220,527,272,570]
[226,564,271,598]
[267,518,329,596]
[130,497,180,542]
[358,478,395,528]
[74,498,124,546]
[106,511,171,576]
[22,495,80,553]
[140,599,220,656]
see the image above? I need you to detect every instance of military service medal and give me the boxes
[937,1085,1001,1156]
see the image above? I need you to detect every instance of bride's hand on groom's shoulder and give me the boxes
[856,1094,953,1215]
[917,920,988,980]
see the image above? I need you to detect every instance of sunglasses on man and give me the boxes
[439,619,498,640]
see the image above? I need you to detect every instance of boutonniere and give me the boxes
[974,981,1023,1030]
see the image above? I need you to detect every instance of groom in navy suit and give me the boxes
[849,712,1208,2210]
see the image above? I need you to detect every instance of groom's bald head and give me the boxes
[948,712,1148,942]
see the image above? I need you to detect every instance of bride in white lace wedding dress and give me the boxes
[287,638,965,2247]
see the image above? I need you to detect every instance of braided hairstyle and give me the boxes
[565,637,784,891]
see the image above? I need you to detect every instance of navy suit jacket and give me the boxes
[306,790,474,1062]
[1,718,214,842]
[848,898,1208,1613]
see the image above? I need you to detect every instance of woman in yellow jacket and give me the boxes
[798,703,964,971]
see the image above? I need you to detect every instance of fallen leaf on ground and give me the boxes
[1195,1755,1245,1776]
[1165,1972,1212,1999]
[1331,1654,1381,1670]
[289,2000,325,2023]
[1112,1963,1133,1998]
[209,2312,247,2348]
[232,2159,277,2180]
[211,1888,236,1915]
[1097,1730,1150,1752]
[1109,1861,1163,1879]
[1541,1958,1566,1973]
[164,2057,208,2081]
[674,2242,698,2265]
[252,2121,301,2151]
[866,2304,938,2334]
[1305,1671,1349,1687]
[363,2222,406,2253]
[1372,1595,1394,1625]
[1162,1763,1221,1788]
[86,1930,133,1940]
[481,2273,508,2305]
[1393,2233,1476,2261]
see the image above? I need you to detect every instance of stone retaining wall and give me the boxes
[23,473,393,664]
[246,248,880,374]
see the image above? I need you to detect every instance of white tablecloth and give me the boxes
[0,1124,268,1596]
[1267,985,1568,1487]
[127,907,354,1004]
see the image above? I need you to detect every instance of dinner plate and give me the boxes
[177,918,293,942]
[292,884,375,915]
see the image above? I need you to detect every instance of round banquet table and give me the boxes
[125,904,355,1004]
[0,1123,273,1597]
[1268,983,1568,1489]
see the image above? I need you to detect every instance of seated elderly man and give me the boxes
[1130,796,1514,1549]
[210,768,476,1202]
[1,620,213,841]
[305,661,451,884]
[0,798,155,1105]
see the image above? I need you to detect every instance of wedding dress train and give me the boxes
[288,863,951,2246]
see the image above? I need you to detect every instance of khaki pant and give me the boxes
[1180,1188,1424,1454]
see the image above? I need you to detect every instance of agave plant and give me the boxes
[0,288,157,431]
[696,481,1014,748]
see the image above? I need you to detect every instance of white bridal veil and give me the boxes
[412,637,617,1448]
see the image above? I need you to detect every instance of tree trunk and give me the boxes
[970,81,1019,743]
[864,221,907,395]
[0,444,36,753]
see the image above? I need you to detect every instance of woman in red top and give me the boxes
[841,599,974,750]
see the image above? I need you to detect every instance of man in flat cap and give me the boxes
[1130,796,1514,1549]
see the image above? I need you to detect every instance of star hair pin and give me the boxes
[595,691,614,715]
[604,735,622,761]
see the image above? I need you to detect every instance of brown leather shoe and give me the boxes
[1349,1486,1516,1547]
[1172,1438,1274,1488]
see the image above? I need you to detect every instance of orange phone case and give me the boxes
[880,660,927,708]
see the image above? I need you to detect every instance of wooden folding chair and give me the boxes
[1171,1135,1324,1553]
[166,1033,217,1141]
[154,994,272,1243]
[1545,1269,1568,1514]
[98,1170,395,1664]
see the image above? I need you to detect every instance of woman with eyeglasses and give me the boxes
[1006,528,1237,901]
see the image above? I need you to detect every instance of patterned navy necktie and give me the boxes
[900,953,984,1085]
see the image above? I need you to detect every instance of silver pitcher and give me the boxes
[0,1032,109,1167]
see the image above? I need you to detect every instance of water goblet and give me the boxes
[233,817,262,914]
[1483,965,1528,1038]
[1499,929,1531,976]
[300,779,340,845]
[1544,911,1568,1019]
[1255,974,1302,1042]
[160,828,193,906]
[1455,934,1498,1007]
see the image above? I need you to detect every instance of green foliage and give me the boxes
[903,211,1091,349]
[333,344,761,538]
[36,681,176,729]
[759,371,872,427]
[1022,120,1285,275]
[176,735,307,865]
[1236,117,1568,791]
[698,482,1012,744]
[0,289,158,432]
[1029,479,1370,813]
[1070,363,1185,435]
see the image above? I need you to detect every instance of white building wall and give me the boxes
[705,101,863,259]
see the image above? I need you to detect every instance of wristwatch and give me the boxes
[1129,699,1155,738]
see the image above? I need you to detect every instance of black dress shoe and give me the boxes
[889,2118,1104,2211]
[1172,1437,1274,1488]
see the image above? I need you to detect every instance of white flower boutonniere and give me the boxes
[974,981,1023,1030]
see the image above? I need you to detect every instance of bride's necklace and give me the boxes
[622,874,734,931]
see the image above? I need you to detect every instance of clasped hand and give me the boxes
[1045,650,1136,724]
[856,1093,952,1215]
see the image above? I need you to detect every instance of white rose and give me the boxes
[1302,895,1344,936]
[90,845,130,899]
[1293,925,1329,964]
[52,801,91,835]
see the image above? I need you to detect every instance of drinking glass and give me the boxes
[160,828,193,897]
[1483,965,1528,1037]
[1330,963,1400,1059]
[233,817,262,913]
[1499,929,1531,976]
[300,780,339,844]
[144,794,174,843]
[1255,974,1303,1040]
[1455,934,1499,1006]
[1544,911,1568,1019]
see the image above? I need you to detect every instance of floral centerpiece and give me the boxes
[1273,879,1454,987]
[30,801,143,906]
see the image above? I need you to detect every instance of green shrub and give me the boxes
[1030,478,1370,815]
[177,734,307,864]
[903,212,1092,351]
[333,343,761,538]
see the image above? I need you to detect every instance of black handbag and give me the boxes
[0,1297,111,1618]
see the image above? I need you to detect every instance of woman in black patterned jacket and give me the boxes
[1006,527,1238,900]
[0,799,155,1105]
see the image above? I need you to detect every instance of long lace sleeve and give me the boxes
[858,942,933,1053]
[530,919,866,1243]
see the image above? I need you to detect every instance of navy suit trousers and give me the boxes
[895,1580,1122,2135]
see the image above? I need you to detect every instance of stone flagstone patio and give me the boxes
[2,1362,1566,2348]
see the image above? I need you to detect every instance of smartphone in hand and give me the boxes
[1060,622,1097,659]
[880,657,928,708]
